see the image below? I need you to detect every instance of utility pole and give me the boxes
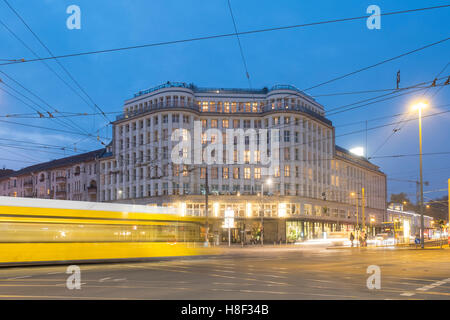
[418,107,425,249]
[260,183,264,246]
[205,167,209,246]
[356,194,359,246]
[362,187,365,231]
[448,178,449,246]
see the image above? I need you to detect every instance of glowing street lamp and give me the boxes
[411,101,428,249]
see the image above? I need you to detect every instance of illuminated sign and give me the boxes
[223,208,234,228]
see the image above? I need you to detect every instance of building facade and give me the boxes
[99,82,387,243]
[0,149,104,202]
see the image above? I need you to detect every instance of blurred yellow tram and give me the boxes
[0,197,208,266]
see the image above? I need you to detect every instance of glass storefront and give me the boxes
[286,220,359,242]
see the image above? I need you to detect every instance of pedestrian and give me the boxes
[350,232,355,247]
[364,231,368,247]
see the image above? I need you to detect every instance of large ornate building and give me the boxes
[99,82,387,243]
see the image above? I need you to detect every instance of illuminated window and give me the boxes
[244,167,250,179]
[202,101,209,112]
[254,168,261,179]
[233,167,240,179]
[284,165,290,177]
[222,119,229,128]
[182,129,189,141]
[274,117,279,125]
[200,168,206,179]
[224,102,230,113]
[275,166,280,177]
[244,150,250,163]
[211,119,218,128]
[223,167,229,179]
[254,150,260,163]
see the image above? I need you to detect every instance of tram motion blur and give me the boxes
[0,197,207,266]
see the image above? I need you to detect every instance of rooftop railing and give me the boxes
[116,103,331,125]
[132,82,315,101]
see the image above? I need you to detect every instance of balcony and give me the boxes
[55,191,67,199]
[56,176,66,183]
[23,181,33,188]
[87,185,97,195]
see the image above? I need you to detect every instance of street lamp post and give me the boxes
[412,102,427,249]
[351,192,360,246]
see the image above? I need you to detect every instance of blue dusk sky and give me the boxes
[0,0,449,202]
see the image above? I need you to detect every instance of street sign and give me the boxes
[223,208,235,247]
[223,208,234,228]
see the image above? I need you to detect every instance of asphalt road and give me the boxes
[0,246,449,300]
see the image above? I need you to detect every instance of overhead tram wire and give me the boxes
[302,37,450,92]
[0,145,44,163]
[262,37,450,105]
[0,17,94,137]
[0,5,448,67]
[326,83,445,117]
[227,0,254,95]
[2,0,111,123]
[369,152,450,159]
[0,137,90,153]
[0,71,110,147]
[325,76,449,115]
[0,118,109,139]
[430,61,450,98]
[0,156,37,164]
[0,70,92,136]
[369,62,450,159]
[0,18,92,116]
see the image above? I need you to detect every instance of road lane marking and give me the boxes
[6,276,31,280]
[209,274,236,279]
[0,294,130,300]
[211,288,289,295]
[400,292,415,297]
[400,277,450,297]
[212,269,235,273]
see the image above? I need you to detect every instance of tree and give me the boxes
[425,196,448,222]
[388,193,417,212]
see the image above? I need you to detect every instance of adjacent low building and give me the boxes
[0,149,104,202]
